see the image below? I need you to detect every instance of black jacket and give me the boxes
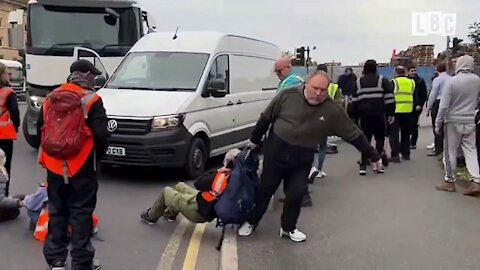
[194,169,218,222]
[410,75,428,108]
[352,74,395,118]
[337,73,357,96]
[37,89,110,178]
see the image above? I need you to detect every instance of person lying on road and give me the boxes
[141,149,241,224]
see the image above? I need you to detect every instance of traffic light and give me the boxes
[296,47,305,63]
[452,37,463,55]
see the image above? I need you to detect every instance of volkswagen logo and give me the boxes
[107,119,118,133]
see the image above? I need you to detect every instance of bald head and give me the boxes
[274,56,293,80]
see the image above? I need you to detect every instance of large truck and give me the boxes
[9,0,156,148]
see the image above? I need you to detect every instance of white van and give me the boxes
[82,31,281,178]
[0,59,25,100]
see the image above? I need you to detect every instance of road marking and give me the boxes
[182,223,207,270]
[157,217,190,270]
[220,228,239,270]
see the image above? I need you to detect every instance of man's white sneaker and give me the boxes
[308,167,319,184]
[317,171,327,178]
[238,222,254,236]
[426,143,435,150]
[280,228,306,242]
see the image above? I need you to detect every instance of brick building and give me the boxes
[0,0,27,60]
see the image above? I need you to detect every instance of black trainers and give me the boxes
[359,166,367,176]
[71,259,101,270]
[163,208,177,223]
[50,261,66,270]
[140,208,157,225]
[381,154,389,167]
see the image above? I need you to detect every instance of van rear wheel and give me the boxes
[185,137,207,179]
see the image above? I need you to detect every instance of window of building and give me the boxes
[0,18,3,28]
[0,38,3,47]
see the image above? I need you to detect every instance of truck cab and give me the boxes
[15,0,156,148]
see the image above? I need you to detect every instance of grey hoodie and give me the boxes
[436,55,480,127]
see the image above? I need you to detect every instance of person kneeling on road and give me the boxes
[238,70,383,242]
[141,149,241,224]
[0,148,23,222]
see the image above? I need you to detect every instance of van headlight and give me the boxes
[151,114,185,130]
[29,95,45,110]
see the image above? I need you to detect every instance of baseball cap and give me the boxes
[70,59,102,75]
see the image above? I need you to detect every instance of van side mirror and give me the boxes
[94,75,107,90]
[205,79,227,98]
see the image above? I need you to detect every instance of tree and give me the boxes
[468,22,480,46]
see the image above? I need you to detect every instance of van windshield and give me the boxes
[106,52,210,91]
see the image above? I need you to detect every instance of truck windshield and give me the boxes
[27,4,141,57]
[8,67,23,81]
[106,52,210,91]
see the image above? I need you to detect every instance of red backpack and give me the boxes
[41,89,93,159]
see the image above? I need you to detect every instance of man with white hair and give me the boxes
[274,56,304,93]
[141,149,242,224]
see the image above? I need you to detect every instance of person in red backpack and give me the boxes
[0,62,20,197]
[37,59,110,270]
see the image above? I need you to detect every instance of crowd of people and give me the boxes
[0,50,479,269]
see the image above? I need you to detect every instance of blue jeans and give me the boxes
[313,144,327,171]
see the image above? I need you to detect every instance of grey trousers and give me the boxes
[443,123,480,183]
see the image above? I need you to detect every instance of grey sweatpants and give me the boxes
[443,123,480,183]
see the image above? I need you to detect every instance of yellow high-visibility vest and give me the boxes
[392,77,415,113]
[328,83,339,99]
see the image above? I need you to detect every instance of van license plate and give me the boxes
[106,147,126,156]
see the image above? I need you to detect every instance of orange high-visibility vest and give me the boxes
[34,207,99,241]
[201,169,231,202]
[38,83,100,178]
[0,87,17,140]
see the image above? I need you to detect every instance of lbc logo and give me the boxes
[412,12,456,36]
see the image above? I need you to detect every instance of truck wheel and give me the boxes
[185,137,207,179]
[22,114,40,149]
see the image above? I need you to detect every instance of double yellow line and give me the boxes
[157,218,207,270]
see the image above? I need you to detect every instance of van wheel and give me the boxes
[22,114,40,149]
[185,137,207,179]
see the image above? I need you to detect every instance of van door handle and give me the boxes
[227,101,234,106]
[236,100,243,104]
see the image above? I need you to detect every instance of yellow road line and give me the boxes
[157,217,190,270]
[182,223,207,270]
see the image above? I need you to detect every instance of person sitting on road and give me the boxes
[0,148,23,222]
[141,149,241,224]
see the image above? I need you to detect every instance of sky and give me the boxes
[138,0,479,65]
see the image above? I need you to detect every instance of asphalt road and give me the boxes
[0,104,222,270]
[237,127,480,270]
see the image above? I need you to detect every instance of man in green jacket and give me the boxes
[275,57,304,93]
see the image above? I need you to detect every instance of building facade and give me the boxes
[0,0,27,60]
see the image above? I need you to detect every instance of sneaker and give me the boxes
[426,143,435,149]
[163,209,177,223]
[72,259,101,270]
[401,155,410,161]
[280,228,306,242]
[435,181,456,192]
[317,171,327,178]
[140,208,156,225]
[359,165,367,176]
[50,262,66,270]
[464,181,480,196]
[238,222,255,236]
[410,145,417,150]
[308,167,319,184]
